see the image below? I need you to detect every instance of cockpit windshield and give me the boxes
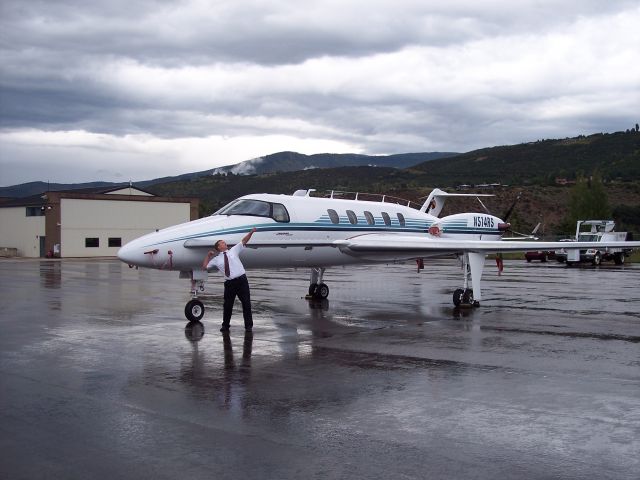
[213,199,290,223]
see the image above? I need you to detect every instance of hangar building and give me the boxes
[0,186,199,258]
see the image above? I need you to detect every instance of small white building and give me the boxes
[0,186,199,258]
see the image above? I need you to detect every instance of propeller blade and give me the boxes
[531,222,541,235]
[501,191,522,222]
[476,197,491,215]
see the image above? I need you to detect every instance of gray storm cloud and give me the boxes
[1,0,639,185]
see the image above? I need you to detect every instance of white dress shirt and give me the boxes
[206,243,246,280]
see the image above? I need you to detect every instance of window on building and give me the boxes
[346,210,358,225]
[327,209,339,224]
[108,237,122,248]
[26,206,44,217]
[85,238,99,248]
[364,211,375,225]
[397,213,406,227]
[381,212,391,226]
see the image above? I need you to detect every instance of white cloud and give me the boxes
[0,129,360,185]
[1,1,639,185]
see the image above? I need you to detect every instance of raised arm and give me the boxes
[202,250,216,270]
[242,227,257,245]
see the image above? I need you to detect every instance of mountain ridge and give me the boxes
[0,151,456,198]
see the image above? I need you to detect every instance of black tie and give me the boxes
[223,252,230,277]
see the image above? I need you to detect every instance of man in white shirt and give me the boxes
[202,228,256,332]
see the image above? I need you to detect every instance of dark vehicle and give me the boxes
[525,250,555,262]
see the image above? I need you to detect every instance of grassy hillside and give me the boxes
[150,166,415,214]
[148,166,640,237]
[409,131,640,185]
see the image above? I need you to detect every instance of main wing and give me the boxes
[334,233,640,259]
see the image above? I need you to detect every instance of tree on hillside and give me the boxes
[561,174,611,233]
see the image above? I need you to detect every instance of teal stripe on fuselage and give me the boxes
[142,213,494,248]
[145,224,432,247]
[145,222,500,248]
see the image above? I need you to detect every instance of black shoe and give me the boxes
[220,326,230,332]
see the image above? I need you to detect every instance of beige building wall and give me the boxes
[0,207,46,257]
[60,198,191,257]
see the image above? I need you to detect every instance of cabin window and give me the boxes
[381,212,391,226]
[397,213,406,227]
[327,209,340,224]
[85,238,99,248]
[272,203,290,223]
[364,211,375,225]
[108,237,122,248]
[346,210,358,225]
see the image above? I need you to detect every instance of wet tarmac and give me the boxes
[1,258,639,479]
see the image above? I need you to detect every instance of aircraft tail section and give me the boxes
[420,188,493,217]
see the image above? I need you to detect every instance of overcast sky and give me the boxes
[1,0,639,186]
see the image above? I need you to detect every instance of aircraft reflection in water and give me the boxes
[118,188,640,321]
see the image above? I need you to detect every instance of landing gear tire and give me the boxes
[185,299,205,322]
[453,288,464,307]
[453,288,476,307]
[592,252,601,266]
[462,289,474,305]
[614,252,625,265]
[308,284,318,297]
[314,283,329,299]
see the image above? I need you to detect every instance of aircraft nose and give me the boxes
[117,241,142,266]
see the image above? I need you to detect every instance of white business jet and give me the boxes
[117,188,640,321]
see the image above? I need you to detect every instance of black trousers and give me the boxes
[222,274,253,329]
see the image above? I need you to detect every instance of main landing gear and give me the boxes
[453,254,480,308]
[453,288,474,307]
[307,267,329,300]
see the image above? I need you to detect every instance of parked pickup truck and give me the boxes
[555,220,633,266]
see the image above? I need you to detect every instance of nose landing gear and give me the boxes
[182,270,208,321]
[185,298,205,322]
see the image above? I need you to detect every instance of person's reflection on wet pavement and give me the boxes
[222,331,253,412]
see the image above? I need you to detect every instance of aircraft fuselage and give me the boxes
[117,192,505,271]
